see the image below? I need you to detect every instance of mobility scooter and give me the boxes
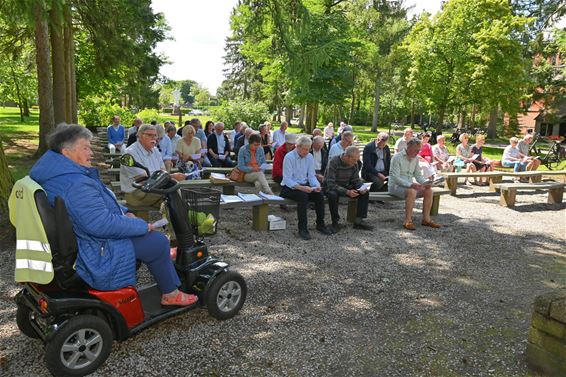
[13,154,247,377]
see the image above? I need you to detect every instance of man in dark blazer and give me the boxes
[362,132,391,191]
[207,122,234,167]
[310,135,328,184]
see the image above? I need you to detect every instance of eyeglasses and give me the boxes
[143,133,158,138]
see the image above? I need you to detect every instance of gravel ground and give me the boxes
[1,182,565,377]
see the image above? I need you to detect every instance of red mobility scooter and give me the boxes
[14,154,247,376]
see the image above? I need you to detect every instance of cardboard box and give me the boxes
[268,215,286,231]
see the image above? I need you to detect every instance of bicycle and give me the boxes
[539,140,566,170]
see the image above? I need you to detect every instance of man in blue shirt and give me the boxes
[280,136,333,240]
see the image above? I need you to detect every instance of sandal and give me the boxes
[161,290,198,306]
[403,221,416,231]
[422,220,442,229]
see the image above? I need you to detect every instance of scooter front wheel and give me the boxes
[205,271,247,320]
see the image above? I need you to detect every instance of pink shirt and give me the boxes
[419,143,433,163]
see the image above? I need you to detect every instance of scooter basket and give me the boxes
[180,187,221,236]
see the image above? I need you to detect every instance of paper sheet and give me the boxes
[259,192,285,201]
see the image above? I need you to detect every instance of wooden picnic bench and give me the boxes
[369,188,450,216]
[494,182,565,207]
[441,170,566,195]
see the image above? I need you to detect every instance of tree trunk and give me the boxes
[348,91,355,125]
[298,104,305,128]
[410,101,415,127]
[470,104,477,128]
[34,2,55,157]
[371,81,380,132]
[64,5,76,123]
[0,138,14,227]
[285,105,292,124]
[457,108,466,129]
[9,65,24,122]
[436,105,446,134]
[487,108,498,139]
[50,7,67,125]
[23,98,30,117]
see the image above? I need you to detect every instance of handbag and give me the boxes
[228,167,245,182]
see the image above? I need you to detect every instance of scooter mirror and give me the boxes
[120,154,136,167]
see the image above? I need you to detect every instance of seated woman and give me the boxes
[176,125,211,172]
[418,132,437,178]
[204,120,215,137]
[30,124,196,306]
[259,124,273,160]
[432,135,454,172]
[237,133,274,195]
[502,137,527,178]
[456,133,477,184]
[470,134,493,185]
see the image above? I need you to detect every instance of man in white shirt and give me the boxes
[272,121,288,150]
[394,128,413,154]
[328,131,354,160]
[517,133,541,171]
[120,124,186,208]
[166,124,182,163]
[389,137,441,230]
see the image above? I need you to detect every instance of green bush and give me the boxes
[212,100,270,130]
[78,97,135,127]
[162,108,173,114]
[135,108,161,124]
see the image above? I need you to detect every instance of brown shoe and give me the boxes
[403,221,416,230]
[422,220,441,228]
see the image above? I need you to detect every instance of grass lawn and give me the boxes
[0,107,40,180]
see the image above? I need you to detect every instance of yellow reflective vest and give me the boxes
[8,176,54,284]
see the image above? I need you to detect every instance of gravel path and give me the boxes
[1,183,565,376]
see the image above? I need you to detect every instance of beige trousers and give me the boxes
[244,171,273,195]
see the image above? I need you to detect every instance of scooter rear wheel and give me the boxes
[16,304,40,339]
[205,271,247,320]
[45,314,113,377]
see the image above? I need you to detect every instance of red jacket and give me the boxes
[272,144,293,180]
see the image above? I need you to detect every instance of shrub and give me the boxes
[78,97,135,127]
[212,100,270,130]
[135,108,161,124]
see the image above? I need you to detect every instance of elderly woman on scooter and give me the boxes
[30,124,196,306]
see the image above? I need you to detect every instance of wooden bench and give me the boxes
[368,188,450,216]
[494,182,566,207]
[441,170,566,195]
[441,172,504,195]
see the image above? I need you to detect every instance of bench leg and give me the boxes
[548,187,564,204]
[499,188,516,207]
[489,176,502,192]
[346,199,357,223]
[252,203,269,231]
[531,175,542,183]
[445,177,457,195]
[430,195,440,216]
[222,185,235,195]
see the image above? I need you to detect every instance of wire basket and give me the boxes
[180,187,221,236]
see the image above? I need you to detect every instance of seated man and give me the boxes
[156,124,173,172]
[329,124,353,149]
[389,137,441,230]
[328,130,354,160]
[166,124,182,164]
[362,132,391,191]
[325,146,373,233]
[280,136,333,240]
[107,115,125,154]
[230,121,242,149]
[126,117,142,147]
[207,122,234,167]
[310,135,328,183]
[121,124,187,208]
[394,127,414,154]
[272,133,297,184]
[235,127,254,157]
[517,133,541,171]
[272,121,288,151]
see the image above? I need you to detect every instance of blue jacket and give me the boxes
[30,150,148,290]
[237,144,266,173]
